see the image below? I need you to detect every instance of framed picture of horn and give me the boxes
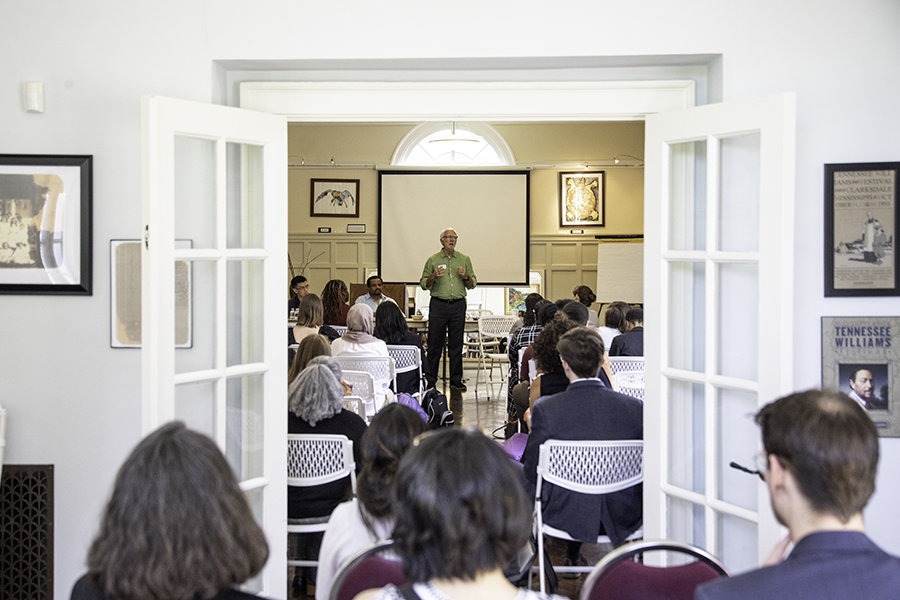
[559,171,605,228]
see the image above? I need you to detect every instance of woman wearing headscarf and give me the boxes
[332,304,391,412]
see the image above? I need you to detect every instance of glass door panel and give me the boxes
[718,134,761,253]
[668,140,708,252]
[667,261,705,372]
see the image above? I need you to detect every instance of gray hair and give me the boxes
[288,356,344,426]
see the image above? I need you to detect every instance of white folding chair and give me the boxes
[341,395,365,418]
[608,356,645,377]
[341,370,375,420]
[333,356,397,399]
[533,439,644,593]
[386,344,423,397]
[609,356,645,399]
[467,315,516,399]
[287,434,357,569]
[332,325,348,337]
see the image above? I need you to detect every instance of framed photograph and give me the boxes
[559,171,605,228]
[822,316,899,437]
[0,154,92,294]
[824,162,899,296]
[505,284,540,315]
[310,178,359,218]
[110,239,192,348]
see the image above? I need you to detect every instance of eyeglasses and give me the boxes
[729,452,767,482]
[442,235,458,240]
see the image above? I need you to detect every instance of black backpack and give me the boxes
[420,388,455,429]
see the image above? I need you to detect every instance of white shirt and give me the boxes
[355,293,397,311]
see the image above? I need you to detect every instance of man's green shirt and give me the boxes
[420,249,477,300]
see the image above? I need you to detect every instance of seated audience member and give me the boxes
[509,292,543,338]
[506,297,548,429]
[598,300,630,351]
[289,274,310,316]
[513,313,578,429]
[374,301,425,396]
[315,404,427,600]
[572,285,599,327]
[322,279,351,327]
[288,356,366,520]
[355,274,398,310]
[289,334,332,384]
[291,294,329,344]
[517,303,559,390]
[521,327,643,571]
[70,422,268,600]
[695,389,899,600]
[332,304,391,412]
[288,356,367,593]
[357,428,567,600]
[609,308,643,357]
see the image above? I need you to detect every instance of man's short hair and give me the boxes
[756,389,879,522]
[562,300,589,326]
[290,275,307,287]
[625,308,643,324]
[366,274,382,287]
[849,366,873,382]
[556,327,605,379]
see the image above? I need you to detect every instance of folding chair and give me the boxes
[333,356,397,395]
[466,315,516,399]
[580,539,728,600]
[287,434,357,569]
[332,325,348,337]
[386,344,424,397]
[533,439,644,593]
[609,357,644,400]
[608,357,644,377]
[328,540,406,600]
[341,370,376,420]
[341,395,365,419]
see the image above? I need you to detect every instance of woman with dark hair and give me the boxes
[357,429,565,600]
[505,297,548,426]
[71,422,269,600]
[288,356,367,520]
[572,285,599,327]
[322,279,351,327]
[528,313,579,405]
[374,302,424,396]
[598,300,629,351]
[314,404,427,600]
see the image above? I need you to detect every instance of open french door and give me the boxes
[643,93,796,572]
[142,96,288,597]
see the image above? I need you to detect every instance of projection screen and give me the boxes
[379,171,530,285]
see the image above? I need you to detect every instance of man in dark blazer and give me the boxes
[608,307,643,356]
[696,389,900,600]
[521,327,642,564]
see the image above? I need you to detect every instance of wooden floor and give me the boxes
[289,363,614,600]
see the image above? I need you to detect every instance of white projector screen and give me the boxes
[379,171,530,285]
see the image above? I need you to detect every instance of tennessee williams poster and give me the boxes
[822,316,899,437]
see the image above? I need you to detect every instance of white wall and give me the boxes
[1,1,899,597]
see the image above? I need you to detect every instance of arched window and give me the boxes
[391,122,515,166]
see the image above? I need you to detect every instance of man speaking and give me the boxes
[420,228,476,391]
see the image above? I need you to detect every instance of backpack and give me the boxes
[420,388,455,429]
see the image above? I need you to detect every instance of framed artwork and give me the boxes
[824,162,899,296]
[822,316,899,437]
[0,154,92,294]
[110,239,192,348]
[310,178,360,218]
[559,171,605,228]
[505,284,540,315]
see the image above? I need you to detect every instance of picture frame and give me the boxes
[824,162,899,296]
[559,171,605,228]
[0,154,92,294]
[505,284,541,315]
[822,316,899,437]
[110,239,193,348]
[310,178,360,218]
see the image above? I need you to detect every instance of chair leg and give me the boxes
[537,529,546,594]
